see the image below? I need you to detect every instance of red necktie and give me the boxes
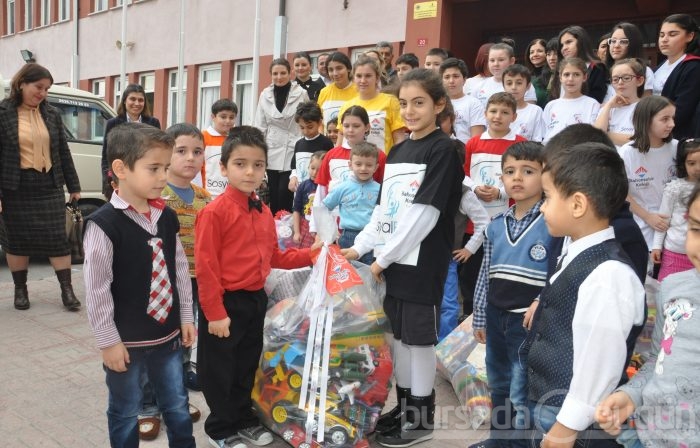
[147,238,173,324]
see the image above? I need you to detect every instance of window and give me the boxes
[168,69,187,127]
[234,61,253,126]
[139,73,155,115]
[94,0,107,12]
[47,96,112,143]
[58,0,69,21]
[115,0,131,6]
[351,46,375,62]
[40,0,50,26]
[92,79,105,98]
[198,65,221,129]
[113,77,122,107]
[7,0,15,34]
[24,0,32,30]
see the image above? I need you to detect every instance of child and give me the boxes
[288,101,334,193]
[201,99,238,198]
[194,126,316,448]
[322,142,380,265]
[527,143,645,447]
[423,47,449,71]
[344,68,464,447]
[326,116,339,143]
[396,52,419,81]
[651,138,700,281]
[595,183,700,447]
[471,142,551,448]
[594,58,645,148]
[619,95,678,250]
[84,123,196,448]
[502,64,545,142]
[439,57,486,142]
[475,44,538,109]
[460,92,527,318]
[541,57,601,145]
[138,123,209,441]
[292,150,325,246]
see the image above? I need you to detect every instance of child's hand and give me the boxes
[181,323,196,348]
[102,343,130,372]
[474,185,499,202]
[341,248,359,260]
[606,93,630,109]
[595,391,636,436]
[370,262,384,283]
[452,248,473,263]
[208,317,231,338]
[542,422,578,448]
[523,299,539,330]
[293,232,301,243]
[645,213,670,232]
[473,328,486,344]
[310,239,324,253]
[288,177,299,192]
[651,249,662,264]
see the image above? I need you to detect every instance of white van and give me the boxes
[2,80,116,217]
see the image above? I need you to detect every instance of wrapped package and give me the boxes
[435,315,491,429]
[253,244,391,447]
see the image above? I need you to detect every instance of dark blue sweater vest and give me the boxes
[87,204,181,344]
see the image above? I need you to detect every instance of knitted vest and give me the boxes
[487,213,551,310]
[87,204,181,343]
[527,239,632,406]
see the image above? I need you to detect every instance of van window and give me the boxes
[48,97,112,144]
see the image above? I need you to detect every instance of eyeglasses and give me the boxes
[608,38,630,47]
[611,75,639,84]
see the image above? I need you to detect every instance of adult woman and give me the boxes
[0,63,81,311]
[597,33,611,61]
[656,13,700,140]
[604,22,654,96]
[254,58,309,213]
[336,56,406,153]
[524,38,549,107]
[557,25,609,103]
[101,84,161,195]
[544,37,560,102]
[293,51,324,102]
[317,51,358,127]
[463,43,492,97]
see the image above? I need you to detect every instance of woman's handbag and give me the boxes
[65,201,84,264]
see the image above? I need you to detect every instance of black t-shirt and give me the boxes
[380,129,463,306]
[291,135,335,178]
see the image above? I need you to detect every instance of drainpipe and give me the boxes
[176,0,185,122]
[71,0,79,87]
[252,0,261,114]
[273,0,287,59]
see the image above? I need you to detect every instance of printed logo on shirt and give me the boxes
[529,243,548,262]
[630,166,652,190]
[573,113,584,124]
[635,166,648,178]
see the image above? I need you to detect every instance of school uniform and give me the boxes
[661,54,700,140]
[194,186,312,441]
[290,134,334,185]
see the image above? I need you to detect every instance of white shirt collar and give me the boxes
[481,128,518,141]
[560,227,615,272]
[305,133,321,141]
[206,125,225,137]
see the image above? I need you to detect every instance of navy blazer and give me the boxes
[0,98,81,197]
[101,115,161,182]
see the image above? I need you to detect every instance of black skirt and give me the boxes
[0,169,70,257]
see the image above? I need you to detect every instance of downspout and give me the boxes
[71,0,79,87]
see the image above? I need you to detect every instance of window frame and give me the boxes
[197,64,222,129]
[233,60,253,126]
[167,69,188,127]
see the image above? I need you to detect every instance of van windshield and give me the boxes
[48,97,112,144]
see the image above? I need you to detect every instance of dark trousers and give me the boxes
[458,233,485,315]
[197,289,268,440]
[266,169,293,214]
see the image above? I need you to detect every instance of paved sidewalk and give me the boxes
[0,262,481,447]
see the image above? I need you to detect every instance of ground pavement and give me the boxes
[0,259,483,447]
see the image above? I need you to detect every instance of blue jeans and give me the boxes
[339,229,373,265]
[486,302,529,447]
[528,401,624,448]
[438,259,459,341]
[105,338,195,448]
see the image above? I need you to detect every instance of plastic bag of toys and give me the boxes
[253,210,391,447]
[435,315,491,429]
[275,210,316,250]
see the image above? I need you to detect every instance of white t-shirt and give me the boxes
[464,75,488,97]
[599,102,637,149]
[618,139,678,247]
[511,103,544,142]
[451,94,486,142]
[644,66,654,92]
[541,96,601,144]
[653,55,685,95]
[474,76,537,109]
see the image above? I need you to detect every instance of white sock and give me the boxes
[392,337,411,389]
[409,345,436,397]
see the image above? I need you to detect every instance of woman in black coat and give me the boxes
[101,83,161,196]
[0,63,81,311]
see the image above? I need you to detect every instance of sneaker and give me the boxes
[208,435,248,448]
[238,425,274,446]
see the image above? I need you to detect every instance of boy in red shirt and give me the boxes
[195,126,317,448]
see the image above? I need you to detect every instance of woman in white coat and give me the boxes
[254,58,309,213]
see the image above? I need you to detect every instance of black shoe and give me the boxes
[12,270,30,310]
[56,269,81,311]
[185,370,201,391]
[376,391,435,447]
[468,439,502,448]
[375,386,410,434]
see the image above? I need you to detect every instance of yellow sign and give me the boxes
[413,1,438,20]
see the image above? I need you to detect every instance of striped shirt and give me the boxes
[84,193,194,349]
